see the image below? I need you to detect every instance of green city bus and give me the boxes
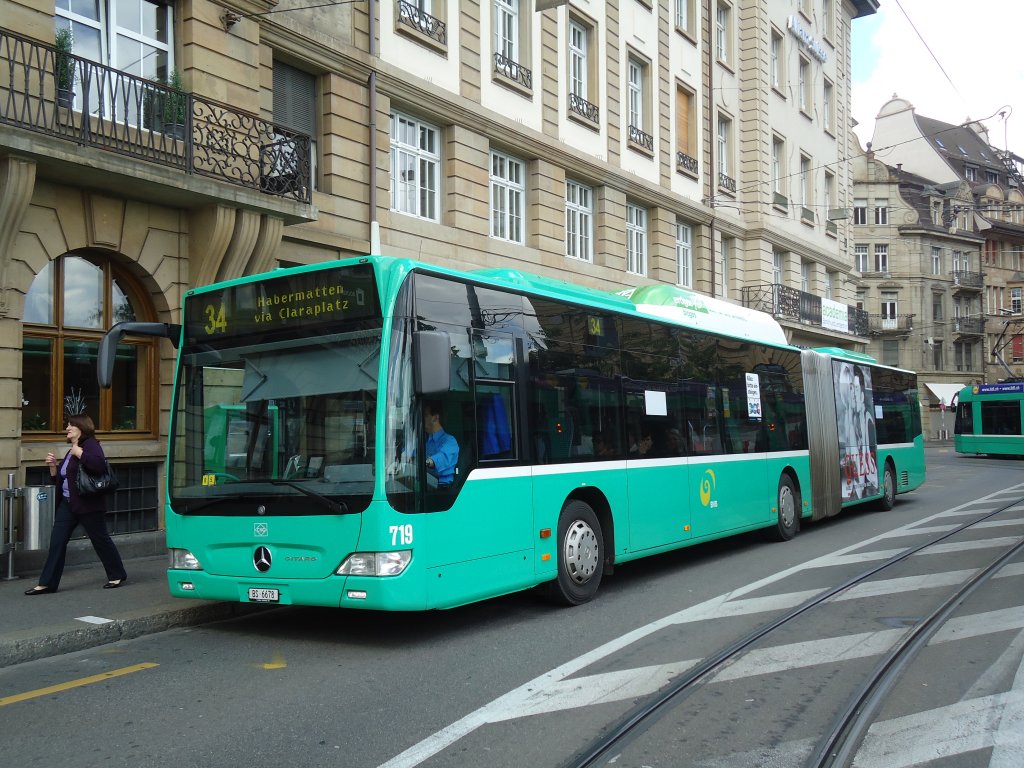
[954,381,1024,456]
[98,257,925,609]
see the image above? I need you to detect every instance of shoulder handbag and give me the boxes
[77,459,119,495]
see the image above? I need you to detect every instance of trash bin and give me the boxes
[20,486,55,551]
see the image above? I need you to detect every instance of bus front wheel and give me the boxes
[876,462,897,511]
[548,500,603,606]
[770,474,799,542]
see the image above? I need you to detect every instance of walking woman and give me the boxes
[24,414,127,595]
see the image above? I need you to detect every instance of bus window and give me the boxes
[954,400,973,435]
[981,402,1023,435]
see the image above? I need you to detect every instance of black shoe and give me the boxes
[103,577,127,589]
[24,585,55,595]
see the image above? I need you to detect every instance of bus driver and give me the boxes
[423,401,459,488]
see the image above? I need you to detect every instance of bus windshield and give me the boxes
[170,264,382,515]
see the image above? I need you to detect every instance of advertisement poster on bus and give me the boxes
[834,361,878,501]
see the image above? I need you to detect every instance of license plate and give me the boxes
[248,588,279,603]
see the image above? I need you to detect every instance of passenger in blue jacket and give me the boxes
[24,414,127,595]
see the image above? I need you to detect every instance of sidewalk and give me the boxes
[0,552,258,668]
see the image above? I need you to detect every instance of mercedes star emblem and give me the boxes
[254,546,272,573]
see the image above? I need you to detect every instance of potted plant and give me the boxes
[54,27,75,108]
[161,68,188,139]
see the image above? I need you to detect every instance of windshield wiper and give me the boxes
[267,480,350,514]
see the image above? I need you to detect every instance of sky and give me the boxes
[851,0,1024,157]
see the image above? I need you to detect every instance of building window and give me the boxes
[715,2,732,65]
[772,137,785,195]
[823,79,834,133]
[855,244,868,272]
[825,270,835,299]
[822,0,834,38]
[932,340,943,370]
[272,60,318,192]
[719,237,732,298]
[565,180,593,262]
[932,293,943,321]
[800,154,813,211]
[490,150,524,243]
[881,291,897,324]
[675,0,696,36]
[717,115,732,180]
[798,57,811,114]
[875,244,889,273]
[626,202,648,276]
[853,198,867,225]
[1013,287,1023,314]
[965,166,977,182]
[882,340,900,367]
[931,200,943,225]
[801,261,811,293]
[390,111,440,221]
[567,18,598,123]
[493,0,531,89]
[677,221,693,287]
[824,171,836,211]
[676,85,697,174]
[770,29,784,90]
[773,251,784,284]
[22,254,157,435]
[627,55,652,151]
[931,246,942,275]
[874,200,888,225]
[986,170,999,184]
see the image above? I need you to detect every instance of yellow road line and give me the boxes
[0,662,159,707]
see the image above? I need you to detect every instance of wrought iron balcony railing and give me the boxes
[494,52,532,89]
[741,283,869,337]
[952,317,985,335]
[568,93,599,123]
[0,28,311,204]
[719,172,737,193]
[951,270,984,289]
[397,0,447,46]
[676,151,698,175]
[868,313,914,334]
[628,124,654,152]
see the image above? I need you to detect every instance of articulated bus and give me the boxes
[98,257,925,609]
[954,381,1024,457]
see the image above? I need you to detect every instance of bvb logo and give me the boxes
[699,468,716,507]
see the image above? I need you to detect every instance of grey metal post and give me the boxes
[2,472,20,580]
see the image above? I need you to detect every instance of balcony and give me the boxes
[628,124,654,153]
[568,93,599,125]
[0,28,312,213]
[952,316,985,336]
[951,270,983,291]
[741,283,869,337]
[676,151,698,176]
[396,0,447,46]
[869,313,914,334]
[493,52,532,90]
[719,172,737,194]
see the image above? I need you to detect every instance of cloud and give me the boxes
[852,0,1024,155]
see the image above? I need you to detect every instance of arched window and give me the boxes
[22,254,158,436]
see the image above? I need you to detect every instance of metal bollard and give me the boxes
[2,473,22,581]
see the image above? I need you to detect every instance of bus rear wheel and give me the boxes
[876,462,897,511]
[548,500,603,606]
[770,474,799,542]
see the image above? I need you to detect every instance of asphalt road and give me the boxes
[1,445,1021,768]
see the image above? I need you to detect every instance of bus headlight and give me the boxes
[169,548,203,570]
[336,550,412,577]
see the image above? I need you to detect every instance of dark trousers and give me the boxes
[38,498,127,590]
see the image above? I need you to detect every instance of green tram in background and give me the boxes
[98,257,926,610]
[954,381,1024,457]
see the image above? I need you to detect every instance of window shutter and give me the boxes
[273,61,316,135]
[676,87,690,155]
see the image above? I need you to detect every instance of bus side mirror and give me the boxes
[413,330,451,394]
[97,322,181,388]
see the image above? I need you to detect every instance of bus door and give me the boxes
[623,378,691,551]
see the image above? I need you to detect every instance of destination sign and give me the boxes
[184,262,379,345]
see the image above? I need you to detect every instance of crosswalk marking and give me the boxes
[377,486,1024,768]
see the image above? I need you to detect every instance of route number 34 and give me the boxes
[390,524,414,546]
